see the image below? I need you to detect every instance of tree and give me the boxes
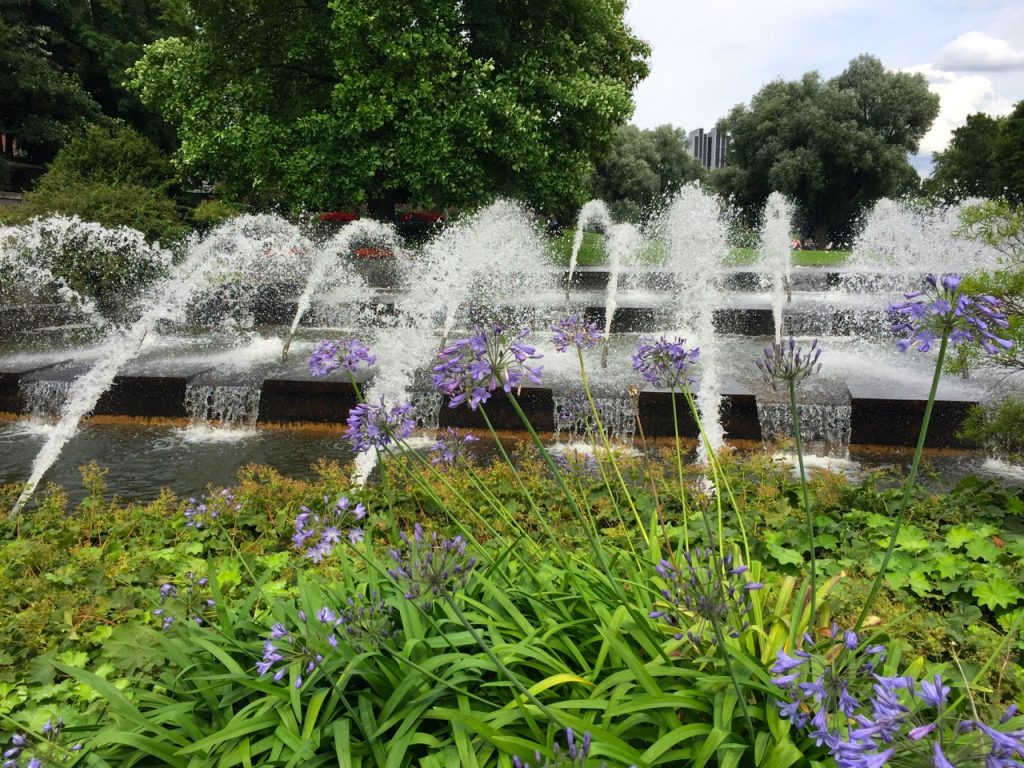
[715,55,939,247]
[0,124,187,243]
[927,113,1004,201]
[590,124,705,221]
[128,0,650,215]
[0,0,189,162]
[927,100,1024,204]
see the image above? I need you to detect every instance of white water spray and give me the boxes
[760,192,794,343]
[568,200,612,298]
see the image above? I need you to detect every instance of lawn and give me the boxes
[547,231,851,267]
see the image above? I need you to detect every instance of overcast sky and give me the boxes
[624,0,1024,172]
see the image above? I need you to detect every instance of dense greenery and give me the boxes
[713,55,938,248]
[927,100,1024,204]
[0,0,188,163]
[0,446,1020,766]
[0,124,188,243]
[128,0,649,215]
[589,125,706,222]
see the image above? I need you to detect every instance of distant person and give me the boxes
[546,216,560,237]
[790,238,801,250]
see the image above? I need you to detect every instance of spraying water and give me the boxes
[8,215,313,516]
[601,223,642,355]
[281,219,393,360]
[659,184,730,454]
[568,200,612,298]
[759,192,794,343]
[853,197,1003,277]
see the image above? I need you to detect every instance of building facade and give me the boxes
[686,127,729,169]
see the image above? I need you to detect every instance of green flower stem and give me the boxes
[577,347,648,545]
[678,387,726,554]
[477,405,560,544]
[707,612,757,740]
[788,378,816,626]
[669,383,691,551]
[855,328,950,632]
[505,392,672,664]
[443,593,559,723]
[679,386,751,566]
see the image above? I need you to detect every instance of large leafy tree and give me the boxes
[0,0,188,162]
[927,101,1024,204]
[714,55,939,247]
[590,124,706,221]
[129,0,650,215]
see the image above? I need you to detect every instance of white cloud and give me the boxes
[936,31,1024,71]
[904,64,1014,154]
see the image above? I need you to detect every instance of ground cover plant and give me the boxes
[0,275,1022,767]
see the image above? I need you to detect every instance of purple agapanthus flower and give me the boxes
[429,427,479,466]
[293,495,367,562]
[649,547,762,649]
[387,523,476,610]
[309,338,376,377]
[256,612,324,689]
[632,336,700,389]
[889,273,1011,354]
[773,629,1024,768]
[317,591,395,652]
[432,325,543,410]
[755,337,822,391]
[551,314,604,352]
[512,729,629,768]
[345,397,415,453]
[152,572,216,630]
[183,488,241,529]
[3,720,82,768]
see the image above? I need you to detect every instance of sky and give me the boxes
[624,0,1024,174]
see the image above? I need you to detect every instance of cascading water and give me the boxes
[756,401,852,455]
[184,383,262,429]
[19,380,72,420]
[281,219,392,360]
[9,214,314,516]
[659,184,729,454]
[568,200,612,298]
[759,192,794,342]
[554,391,636,443]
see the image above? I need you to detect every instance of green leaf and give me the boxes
[972,578,1023,610]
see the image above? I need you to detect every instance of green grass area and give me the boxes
[548,231,850,267]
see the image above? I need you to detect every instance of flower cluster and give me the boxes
[317,592,395,652]
[755,337,822,391]
[345,396,415,453]
[551,314,604,353]
[387,524,476,610]
[256,613,324,688]
[293,495,366,562]
[183,488,241,529]
[772,628,1024,768]
[889,273,1011,354]
[512,729,624,768]
[550,447,600,479]
[429,427,479,466]
[3,720,82,768]
[649,547,762,649]
[308,338,376,377]
[432,325,543,410]
[152,572,217,630]
[632,337,700,389]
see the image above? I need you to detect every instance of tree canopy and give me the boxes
[129,0,650,215]
[0,0,188,163]
[928,100,1024,204]
[590,124,705,221]
[714,55,939,247]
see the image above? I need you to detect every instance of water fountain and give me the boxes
[567,200,612,297]
[2,194,1022,507]
[759,192,794,342]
